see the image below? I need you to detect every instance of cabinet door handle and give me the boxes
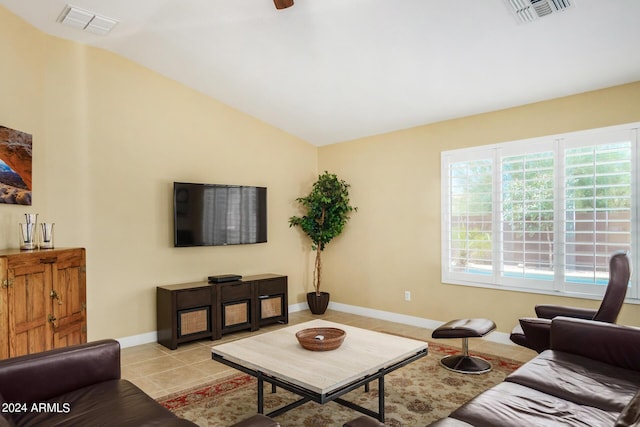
[48,314,58,330]
[50,290,63,305]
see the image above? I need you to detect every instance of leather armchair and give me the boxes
[510,251,631,353]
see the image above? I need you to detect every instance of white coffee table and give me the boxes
[211,319,428,421]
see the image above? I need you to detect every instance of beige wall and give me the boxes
[0,7,317,341]
[318,81,640,333]
[2,5,638,342]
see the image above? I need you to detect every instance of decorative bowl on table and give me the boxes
[296,327,346,351]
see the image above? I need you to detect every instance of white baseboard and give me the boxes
[328,302,443,330]
[288,302,308,313]
[328,301,515,346]
[117,301,514,348]
[117,331,157,349]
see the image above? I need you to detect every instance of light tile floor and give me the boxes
[121,310,537,399]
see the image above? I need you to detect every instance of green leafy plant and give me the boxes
[289,171,356,296]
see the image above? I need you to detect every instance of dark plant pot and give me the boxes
[307,292,330,315]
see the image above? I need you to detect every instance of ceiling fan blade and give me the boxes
[273,0,294,9]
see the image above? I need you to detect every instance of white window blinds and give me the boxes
[442,123,638,299]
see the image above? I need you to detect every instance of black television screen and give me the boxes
[173,182,267,247]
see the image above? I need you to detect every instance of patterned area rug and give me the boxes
[158,341,522,427]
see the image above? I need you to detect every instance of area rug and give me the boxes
[158,341,522,427]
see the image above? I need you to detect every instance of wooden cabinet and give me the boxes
[250,274,288,327]
[157,282,217,350]
[217,280,256,336]
[156,274,287,349]
[0,248,86,359]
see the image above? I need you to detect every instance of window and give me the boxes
[441,123,638,300]
[449,158,493,274]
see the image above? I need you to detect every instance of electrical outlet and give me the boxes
[404,291,411,301]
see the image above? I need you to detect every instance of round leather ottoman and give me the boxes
[432,318,496,374]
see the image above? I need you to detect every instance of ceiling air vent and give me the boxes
[505,0,573,24]
[57,4,118,35]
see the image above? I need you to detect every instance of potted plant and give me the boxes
[289,171,356,314]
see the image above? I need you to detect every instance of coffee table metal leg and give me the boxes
[378,375,385,422]
[257,373,264,413]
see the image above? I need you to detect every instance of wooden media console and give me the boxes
[156,274,287,350]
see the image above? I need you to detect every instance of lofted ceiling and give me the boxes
[1,0,640,146]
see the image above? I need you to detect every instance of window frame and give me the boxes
[441,123,639,302]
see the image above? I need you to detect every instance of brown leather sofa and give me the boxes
[344,317,640,427]
[0,340,197,427]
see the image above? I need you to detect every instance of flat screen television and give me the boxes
[173,182,267,247]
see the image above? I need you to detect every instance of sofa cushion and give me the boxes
[550,318,640,372]
[448,382,618,427]
[11,379,196,427]
[506,350,640,412]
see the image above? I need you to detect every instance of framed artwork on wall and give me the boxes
[0,125,32,205]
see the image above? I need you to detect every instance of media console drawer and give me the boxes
[176,288,211,308]
[218,281,252,302]
[258,277,286,296]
